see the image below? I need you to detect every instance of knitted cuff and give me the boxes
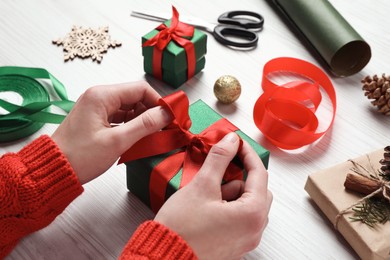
[120,220,197,260]
[17,135,84,219]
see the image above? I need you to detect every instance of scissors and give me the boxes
[131,10,264,48]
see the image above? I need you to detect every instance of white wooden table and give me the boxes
[1,0,389,259]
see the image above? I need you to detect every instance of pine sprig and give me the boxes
[350,198,390,227]
[347,147,390,227]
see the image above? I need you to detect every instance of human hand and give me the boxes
[52,81,172,184]
[155,132,273,260]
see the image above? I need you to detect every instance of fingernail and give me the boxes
[223,132,238,143]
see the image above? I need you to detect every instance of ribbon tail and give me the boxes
[170,6,180,28]
[173,36,196,79]
[152,47,163,80]
[180,150,205,189]
[184,41,196,79]
[150,152,185,213]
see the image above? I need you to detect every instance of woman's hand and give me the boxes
[52,81,172,184]
[155,132,273,260]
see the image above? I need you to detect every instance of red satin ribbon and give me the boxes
[119,91,243,213]
[253,57,337,150]
[142,6,196,81]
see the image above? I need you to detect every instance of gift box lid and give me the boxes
[142,20,207,73]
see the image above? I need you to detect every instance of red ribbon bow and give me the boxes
[119,91,243,213]
[143,6,196,81]
[253,57,337,150]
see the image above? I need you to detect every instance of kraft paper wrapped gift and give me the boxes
[124,98,269,213]
[142,19,207,88]
[305,149,390,260]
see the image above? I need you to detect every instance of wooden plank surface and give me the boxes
[1,0,389,259]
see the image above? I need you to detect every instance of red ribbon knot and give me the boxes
[142,6,196,81]
[119,91,243,213]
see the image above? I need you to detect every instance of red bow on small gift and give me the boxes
[143,6,196,81]
[119,91,243,213]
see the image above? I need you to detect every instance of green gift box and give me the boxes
[142,20,207,88]
[125,99,270,211]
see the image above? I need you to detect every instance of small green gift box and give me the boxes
[142,20,207,88]
[125,99,270,212]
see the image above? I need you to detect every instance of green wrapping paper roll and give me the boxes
[270,0,371,76]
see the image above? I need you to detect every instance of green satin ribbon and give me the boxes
[0,66,74,143]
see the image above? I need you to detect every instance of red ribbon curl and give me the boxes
[253,57,337,150]
[119,91,243,213]
[142,6,196,81]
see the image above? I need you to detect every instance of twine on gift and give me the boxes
[334,156,390,229]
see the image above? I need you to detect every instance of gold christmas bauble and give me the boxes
[213,75,241,104]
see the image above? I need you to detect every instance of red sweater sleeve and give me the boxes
[0,135,84,258]
[0,135,196,259]
[120,220,197,260]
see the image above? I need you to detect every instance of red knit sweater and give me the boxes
[0,135,196,259]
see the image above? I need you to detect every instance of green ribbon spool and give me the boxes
[0,66,74,143]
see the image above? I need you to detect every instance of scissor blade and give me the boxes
[131,10,215,33]
[131,10,171,22]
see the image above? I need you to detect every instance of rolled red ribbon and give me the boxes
[119,91,243,213]
[142,6,196,81]
[253,57,337,150]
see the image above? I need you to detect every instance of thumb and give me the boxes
[221,180,245,201]
[111,106,172,151]
[195,132,240,187]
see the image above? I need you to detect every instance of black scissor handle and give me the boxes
[213,25,258,48]
[218,10,264,30]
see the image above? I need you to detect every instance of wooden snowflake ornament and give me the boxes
[53,26,121,63]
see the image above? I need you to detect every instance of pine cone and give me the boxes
[362,74,390,115]
[380,146,390,175]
